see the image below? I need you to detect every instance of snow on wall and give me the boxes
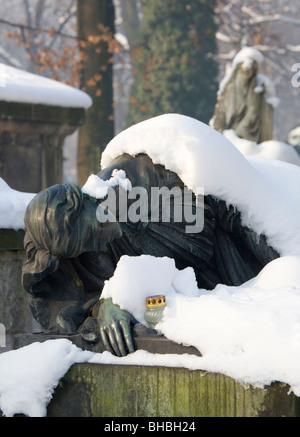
[0,63,92,108]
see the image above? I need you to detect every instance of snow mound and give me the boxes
[223,129,300,166]
[101,255,198,324]
[0,178,35,230]
[0,339,93,417]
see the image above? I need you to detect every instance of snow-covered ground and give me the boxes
[2,114,300,416]
[223,129,300,166]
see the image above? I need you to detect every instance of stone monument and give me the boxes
[0,63,92,193]
[210,47,278,143]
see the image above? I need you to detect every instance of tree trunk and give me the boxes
[119,0,140,46]
[77,0,115,186]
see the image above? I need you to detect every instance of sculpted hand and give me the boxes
[97,298,135,356]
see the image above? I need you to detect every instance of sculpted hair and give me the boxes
[22,184,84,295]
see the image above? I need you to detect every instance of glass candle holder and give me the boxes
[144,295,166,329]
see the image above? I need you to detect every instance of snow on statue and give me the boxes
[21,113,300,359]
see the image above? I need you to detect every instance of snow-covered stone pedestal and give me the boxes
[0,101,84,192]
[47,363,300,417]
[0,64,92,192]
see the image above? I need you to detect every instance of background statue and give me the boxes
[22,152,279,356]
[210,48,277,143]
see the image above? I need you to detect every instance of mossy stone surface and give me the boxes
[47,363,300,417]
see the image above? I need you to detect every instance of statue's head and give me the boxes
[22,183,121,294]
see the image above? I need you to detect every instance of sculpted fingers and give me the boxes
[112,321,127,357]
[97,299,136,356]
[120,319,135,354]
[100,318,135,357]
[100,327,114,355]
[100,324,121,356]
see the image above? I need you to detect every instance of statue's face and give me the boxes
[240,60,258,80]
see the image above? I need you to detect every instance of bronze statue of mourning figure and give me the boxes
[22,153,279,356]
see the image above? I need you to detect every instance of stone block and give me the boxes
[47,363,300,417]
[0,101,85,192]
[0,229,33,353]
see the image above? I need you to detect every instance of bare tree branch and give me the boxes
[0,17,79,41]
[35,0,47,28]
[0,45,22,68]
[23,0,32,28]
[48,0,76,49]
[248,13,300,27]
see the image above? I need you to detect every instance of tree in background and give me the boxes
[126,0,218,127]
[2,0,78,82]
[113,0,142,133]
[2,0,118,184]
[76,0,116,185]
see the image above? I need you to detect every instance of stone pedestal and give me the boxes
[0,101,85,192]
[12,327,300,417]
[0,229,33,353]
[47,363,300,417]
